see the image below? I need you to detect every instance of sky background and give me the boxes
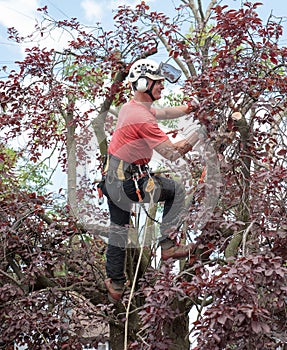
[0,0,287,75]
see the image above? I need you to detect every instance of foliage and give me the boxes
[190,256,287,349]
[0,1,287,349]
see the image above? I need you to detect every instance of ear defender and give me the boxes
[136,77,148,92]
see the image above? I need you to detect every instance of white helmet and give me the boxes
[128,58,182,96]
[128,58,164,83]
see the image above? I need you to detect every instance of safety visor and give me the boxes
[158,62,182,83]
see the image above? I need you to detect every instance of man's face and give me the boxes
[148,79,165,100]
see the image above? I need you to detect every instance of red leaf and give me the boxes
[251,320,262,334]
[261,323,271,333]
[218,314,227,325]
[173,51,179,59]
[277,149,287,156]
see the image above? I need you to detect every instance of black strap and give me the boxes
[145,80,156,101]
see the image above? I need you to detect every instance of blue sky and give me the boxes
[0,0,287,74]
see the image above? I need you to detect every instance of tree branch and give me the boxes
[0,268,22,288]
[225,231,243,259]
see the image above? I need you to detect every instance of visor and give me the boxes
[158,62,182,83]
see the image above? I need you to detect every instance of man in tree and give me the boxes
[102,58,201,303]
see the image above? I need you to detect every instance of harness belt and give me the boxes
[104,154,154,202]
[104,154,150,180]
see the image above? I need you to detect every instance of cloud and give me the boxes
[80,0,156,23]
[109,0,155,9]
[81,0,104,22]
[0,0,40,35]
[0,0,76,58]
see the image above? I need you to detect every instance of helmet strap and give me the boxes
[144,80,156,101]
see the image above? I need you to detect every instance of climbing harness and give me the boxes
[101,154,160,224]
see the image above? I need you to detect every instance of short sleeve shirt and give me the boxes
[108,99,168,164]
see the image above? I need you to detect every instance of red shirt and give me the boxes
[108,100,168,165]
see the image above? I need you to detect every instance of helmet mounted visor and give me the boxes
[158,62,182,83]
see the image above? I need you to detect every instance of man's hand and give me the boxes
[186,96,200,114]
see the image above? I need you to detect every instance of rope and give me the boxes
[124,188,156,350]
[139,202,160,224]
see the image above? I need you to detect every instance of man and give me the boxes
[102,58,201,303]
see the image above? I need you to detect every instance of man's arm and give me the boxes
[155,98,199,120]
[155,105,189,120]
[154,132,199,162]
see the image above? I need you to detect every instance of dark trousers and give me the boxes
[102,172,185,283]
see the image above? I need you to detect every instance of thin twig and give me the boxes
[242,220,256,256]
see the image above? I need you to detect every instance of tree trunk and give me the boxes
[166,300,191,350]
[225,114,252,258]
[65,96,78,216]
[108,300,191,350]
[109,321,125,350]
